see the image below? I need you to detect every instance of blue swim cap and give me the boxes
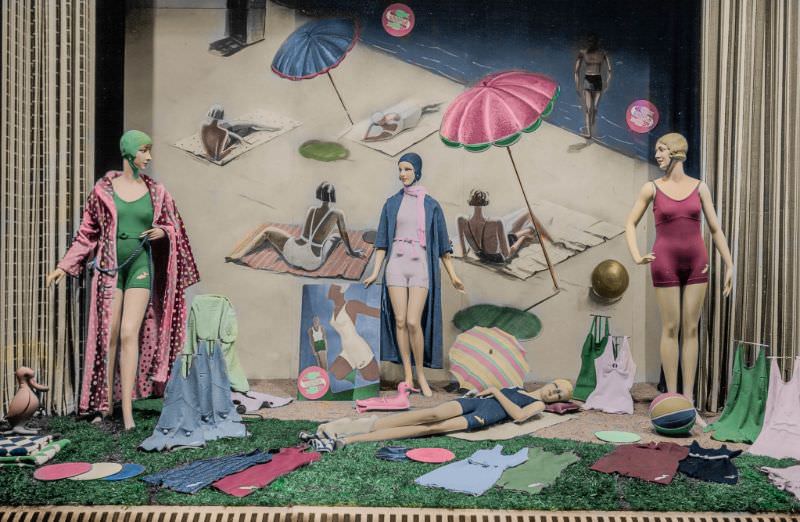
[398,152,422,182]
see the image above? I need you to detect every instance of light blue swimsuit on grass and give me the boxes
[415,445,529,496]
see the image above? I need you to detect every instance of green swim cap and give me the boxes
[119,130,152,176]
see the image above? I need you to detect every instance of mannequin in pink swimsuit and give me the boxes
[625,133,733,424]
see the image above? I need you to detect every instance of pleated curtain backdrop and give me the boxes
[1,1,95,415]
[698,0,800,412]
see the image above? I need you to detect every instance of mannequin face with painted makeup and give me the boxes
[654,142,673,171]
[398,161,416,186]
[133,145,152,173]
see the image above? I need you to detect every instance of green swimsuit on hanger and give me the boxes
[573,316,610,401]
[704,343,770,443]
[114,191,154,290]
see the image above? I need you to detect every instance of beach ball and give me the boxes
[649,393,696,435]
[591,260,629,301]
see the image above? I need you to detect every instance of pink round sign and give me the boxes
[298,366,330,400]
[383,3,415,37]
[626,100,659,133]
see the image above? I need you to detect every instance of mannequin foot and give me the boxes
[91,409,112,425]
[416,375,433,397]
[122,419,136,431]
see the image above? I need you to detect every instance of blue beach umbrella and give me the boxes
[271,18,359,124]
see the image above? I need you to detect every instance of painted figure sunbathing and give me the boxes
[457,189,552,264]
[306,379,572,452]
[201,104,279,162]
[226,182,364,271]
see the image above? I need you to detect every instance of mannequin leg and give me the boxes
[654,286,682,393]
[104,289,124,417]
[388,286,414,388]
[373,401,463,430]
[407,287,432,397]
[344,416,468,444]
[344,403,467,444]
[118,288,150,430]
[681,283,708,425]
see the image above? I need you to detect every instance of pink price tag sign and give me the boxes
[298,366,330,400]
[626,100,659,133]
[383,3,415,37]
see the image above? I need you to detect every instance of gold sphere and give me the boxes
[591,259,629,300]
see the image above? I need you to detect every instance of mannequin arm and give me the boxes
[363,249,386,286]
[57,192,101,276]
[441,253,465,292]
[573,54,583,93]
[625,182,655,264]
[604,52,612,89]
[699,182,734,296]
[478,387,544,422]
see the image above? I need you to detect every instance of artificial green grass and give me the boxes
[1,409,798,513]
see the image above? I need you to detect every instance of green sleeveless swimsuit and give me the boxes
[573,316,610,401]
[114,191,154,290]
[704,343,769,443]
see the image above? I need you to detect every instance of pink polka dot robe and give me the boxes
[57,171,200,414]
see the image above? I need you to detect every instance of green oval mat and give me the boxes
[594,431,641,443]
[452,304,542,340]
[298,140,349,162]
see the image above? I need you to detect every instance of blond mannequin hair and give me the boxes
[657,132,688,161]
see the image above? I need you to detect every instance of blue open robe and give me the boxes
[375,189,452,369]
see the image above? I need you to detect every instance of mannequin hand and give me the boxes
[363,273,379,287]
[723,267,733,297]
[141,228,166,241]
[46,268,66,287]
[451,276,466,292]
[636,253,656,265]
[476,387,498,397]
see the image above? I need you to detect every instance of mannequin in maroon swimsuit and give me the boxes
[625,133,734,423]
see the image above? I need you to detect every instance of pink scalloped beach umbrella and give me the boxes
[440,71,560,301]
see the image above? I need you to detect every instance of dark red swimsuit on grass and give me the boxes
[650,181,709,287]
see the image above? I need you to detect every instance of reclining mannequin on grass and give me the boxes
[306,379,573,452]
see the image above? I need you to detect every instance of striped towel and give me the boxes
[228,223,374,280]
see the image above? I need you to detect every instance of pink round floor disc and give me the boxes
[406,448,455,464]
[34,462,92,481]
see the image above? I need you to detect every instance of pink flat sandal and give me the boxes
[355,382,418,414]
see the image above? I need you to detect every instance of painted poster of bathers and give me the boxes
[297,283,381,401]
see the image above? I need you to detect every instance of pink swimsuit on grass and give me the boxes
[385,194,429,288]
[651,181,709,287]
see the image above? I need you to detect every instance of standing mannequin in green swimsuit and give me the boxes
[47,131,167,430]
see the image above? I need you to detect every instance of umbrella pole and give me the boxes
[506,147,560,296]
[327,72,353,125]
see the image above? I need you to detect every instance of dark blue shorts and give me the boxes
[455,397,510,430]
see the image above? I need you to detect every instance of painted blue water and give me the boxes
[278,0,702,176]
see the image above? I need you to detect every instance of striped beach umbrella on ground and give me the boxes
[449,326,530,392]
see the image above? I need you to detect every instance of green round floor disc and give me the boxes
[594,431,641,443]
[452,304,541,340]
[299,140,349,162]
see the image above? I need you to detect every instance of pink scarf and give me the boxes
[403,184,427,246]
